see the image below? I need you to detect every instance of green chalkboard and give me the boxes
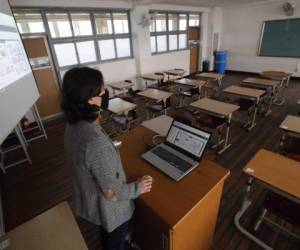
[259,18,300,58]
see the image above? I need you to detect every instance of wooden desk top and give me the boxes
[223,85,266,99]
[174,78,207,87]
[141,115,173,136]
[164,69,185,76]
[116,126,230,227]
[280,115,300,134]
[108,97,137,115]
[138,88,173,101]
[243,77,280,88]
[109,81,134,90]
[141,74,164,81]
[261,71,292,79]
[244,149,300,200]
[0,202,87,250]
[196,72,223,79]
[190,97,239,118]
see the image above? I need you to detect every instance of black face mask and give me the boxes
[100,89,109,110]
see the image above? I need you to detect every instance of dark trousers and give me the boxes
[101,221,129,250]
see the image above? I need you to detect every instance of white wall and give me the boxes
[221,0,300,76]
[10,0,218,82]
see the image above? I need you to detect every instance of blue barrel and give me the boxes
[214,50,227,74]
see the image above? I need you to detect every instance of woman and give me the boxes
[62,67,153,250]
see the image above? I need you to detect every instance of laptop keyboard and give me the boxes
[152,147,194,173]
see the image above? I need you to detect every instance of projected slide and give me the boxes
[0,39,31,90]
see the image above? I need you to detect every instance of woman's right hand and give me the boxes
[137,175,153,194]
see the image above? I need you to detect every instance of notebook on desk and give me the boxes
[142,120,211,181]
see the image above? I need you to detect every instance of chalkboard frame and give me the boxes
[258,17,300,58]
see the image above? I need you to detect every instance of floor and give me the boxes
[1,72,300,250]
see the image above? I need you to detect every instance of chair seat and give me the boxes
[235,98,254,111]
[146,104,164,112]
[264,191,300,227]
[180,91,193,97]
[196,114,226,129]
[283,137,300,156]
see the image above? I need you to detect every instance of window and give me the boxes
[169,34,178,51]
[116,38,131,58]
[95,11,131,61]
[150,11,195,54]
[112,13,129,34]
[46,13,72,38]
[189,14,200,27]
[155,13,167,32]
[54,43,77,67]
[94,13,113,34]
[157,35,167,52]
[13,11,45,34]
[71,13,93,36]
[13,8,133,70]
[76,40,97,63]
[98,39,116,60]
[168,14,178,31]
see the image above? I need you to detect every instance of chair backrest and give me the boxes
[128,109,138,120]
[190,86,200,95]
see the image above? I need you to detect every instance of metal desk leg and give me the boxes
[248,101,258,131]
[218,116,232,154]
[0,186,5,236]
[17,123,28,147]
[274,79,286,106]
[234,177,273,250]
[279,132,286,152]
[0,156,6,175]
[264,89,273,116]
[163,99,167,115]
[14,126,32,165]
[32,104,47,140]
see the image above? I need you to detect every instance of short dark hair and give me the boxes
[61,67,104,124]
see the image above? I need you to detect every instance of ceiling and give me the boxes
[133,0,272,7]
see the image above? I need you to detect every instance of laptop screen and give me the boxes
[166,121,211,159]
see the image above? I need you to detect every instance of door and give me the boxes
[22,36,61,118]
[188,27,200,74]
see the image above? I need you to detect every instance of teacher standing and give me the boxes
[62,67,153,250]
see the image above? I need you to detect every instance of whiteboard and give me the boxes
[0,0,40,144]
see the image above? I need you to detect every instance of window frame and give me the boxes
[150,11,201,55]
[13,7,133,71]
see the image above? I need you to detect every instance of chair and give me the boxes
[194,114,226,150]
[146,98,171,118]
[253,191,300,241]
[178,86,200,106]
[112,109,139,133]
[231,98,255,128]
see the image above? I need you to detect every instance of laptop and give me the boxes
[142,120,211,181]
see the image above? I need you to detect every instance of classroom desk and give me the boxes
[174,78,207,88]
[195,72,224,87]
[234,149,300,250]
[223,85,266,130]
[109,81,134,96]
[260,71,292,105]
[190,97,240,154]
[116,126,230,250]
[242,77,281,115]
[279,115,300,148]
[108,97,137,116]
[0,202,87,250]
[141,115,173,136]
[141,74,164,88]
[138,89,173,115]
[164,69,185,81]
